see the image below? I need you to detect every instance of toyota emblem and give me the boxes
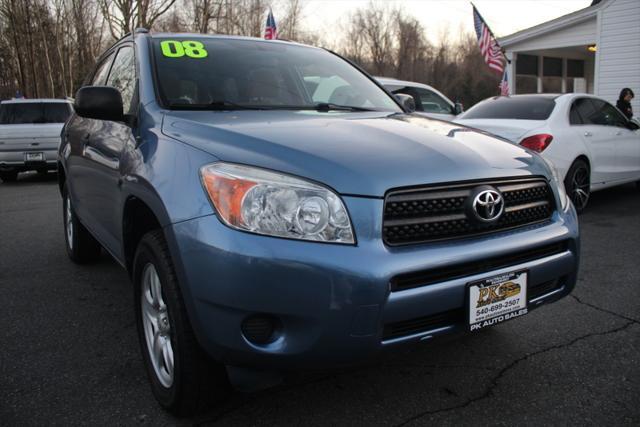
[472,188,504,222]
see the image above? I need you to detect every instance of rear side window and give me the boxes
[462,97,556,120]
[0,103,71,124]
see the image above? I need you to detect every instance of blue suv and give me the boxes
[59,31,579,415]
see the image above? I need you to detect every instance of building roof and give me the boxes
[498,0,606,47]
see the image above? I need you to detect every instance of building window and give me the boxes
[516,54,538,94]
[542,56,562,93]
[566,59,585,93]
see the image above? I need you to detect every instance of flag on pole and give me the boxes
[472,5,505,74]
[499,68,510,96]
[264,9,277,40]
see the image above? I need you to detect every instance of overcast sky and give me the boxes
[288,0,593,46]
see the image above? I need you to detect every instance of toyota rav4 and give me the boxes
[58,31,579,415]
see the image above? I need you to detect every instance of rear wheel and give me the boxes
[133,230,229,416]
[564,159,590,214]
[0,171,18,182]
[62,184,102,263]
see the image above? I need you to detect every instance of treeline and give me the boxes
[0,0,501,108]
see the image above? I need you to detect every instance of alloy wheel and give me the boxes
[570,166,590,211]
[65,196,74,250]
[141,263,175,388]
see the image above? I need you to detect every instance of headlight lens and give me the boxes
[200,163,355,244]
[543,158,569,210]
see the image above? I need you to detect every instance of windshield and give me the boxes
[461,96,556,120]
[0,103,72,124]
[152,38,401,112]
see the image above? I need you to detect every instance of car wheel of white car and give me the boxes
[62,184,102,263]
[133,230,229,416]
[564,160,590,214]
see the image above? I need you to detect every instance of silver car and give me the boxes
[0,99,73,182]
[377,77,463,121]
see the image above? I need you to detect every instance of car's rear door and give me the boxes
[569,98,617,185]
[80,44,137,257]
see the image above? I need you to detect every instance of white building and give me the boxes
[499,0,640,114]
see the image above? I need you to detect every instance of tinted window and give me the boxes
[0,103,71,124]
[461,96,556,120]
[569,102,583,125]
[44,103,72,122]
[592,99,628,128]
[572,98,598,125]
[92,54,114,85]
[152,38,401,112]
[106,46,136,113]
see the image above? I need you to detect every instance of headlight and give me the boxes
[200,163,355,244]
[543,158,569,210]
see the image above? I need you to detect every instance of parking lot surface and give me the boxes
[1,173,639,426]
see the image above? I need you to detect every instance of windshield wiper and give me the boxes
[167,100,266,111]
[312,103,375,112]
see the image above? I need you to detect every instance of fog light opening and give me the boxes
[241,314,281,345]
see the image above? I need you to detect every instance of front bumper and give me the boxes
[166,196,579,370]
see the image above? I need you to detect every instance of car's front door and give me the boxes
[591,99,640,183]
[80,44,137,257]
[569,98,617,185]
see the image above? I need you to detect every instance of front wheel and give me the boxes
[133,230,228,416]
[564,160,590,214]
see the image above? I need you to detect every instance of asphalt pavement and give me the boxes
[1,172,639,426]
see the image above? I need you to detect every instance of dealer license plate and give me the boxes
[25,152,44,162]
[468,270,528,331]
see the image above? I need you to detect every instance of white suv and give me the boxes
[0,99,73,182]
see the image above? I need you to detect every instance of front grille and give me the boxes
[390,241,568,292]
[383,177,555,246]
[382,277,566,340]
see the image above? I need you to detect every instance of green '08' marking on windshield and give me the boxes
[160,40,208,58]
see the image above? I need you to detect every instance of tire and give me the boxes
[133,230,229,416]
[564,159,590,214]
[0,171,18,182]
[62,184,102,263]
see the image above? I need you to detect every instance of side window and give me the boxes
[92,54,114,86]
[415,88,453,114]
[573,98,599,125]
[106,46,136,114]
[569,102,583,125]
[592,99,628,128]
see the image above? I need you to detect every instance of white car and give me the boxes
[0,98,73,182]
[456,94,640,212]
[376,77,463,121]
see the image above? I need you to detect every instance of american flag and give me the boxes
[499,68,510,96]
[264,9,277,40]
[473,5,504,74]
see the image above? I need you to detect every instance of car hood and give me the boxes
[162,111,549,197]
[454,119,546,143]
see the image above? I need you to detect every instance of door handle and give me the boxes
[584,131,592,137]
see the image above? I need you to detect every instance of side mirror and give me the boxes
[394,93,416,113]
[454,102,464,115]
[74,86,124,122]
